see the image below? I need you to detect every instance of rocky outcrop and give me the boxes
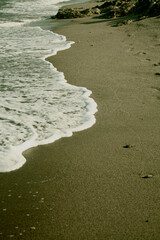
[100,0,160,18]
[52,0,160,20]
[99,0,137,18]
[132,0,160,17]
[53,7,101,19]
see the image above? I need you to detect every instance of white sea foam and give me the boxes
[0,0,97,172]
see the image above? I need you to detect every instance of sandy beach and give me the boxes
[1,0,160,239]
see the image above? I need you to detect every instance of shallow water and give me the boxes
[0,0,97,172]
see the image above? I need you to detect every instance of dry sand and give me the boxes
[0,1,160,239]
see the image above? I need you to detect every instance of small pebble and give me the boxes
[30,227,36,230]
[123,144,133,148]
[142,174,153,179]
[155,72,160,76]
[153,62,160,66]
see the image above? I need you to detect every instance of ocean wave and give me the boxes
[0,0,97,172]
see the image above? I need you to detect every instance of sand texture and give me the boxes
[0,1,160,239]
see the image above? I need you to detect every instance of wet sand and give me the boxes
[1,1,160,239]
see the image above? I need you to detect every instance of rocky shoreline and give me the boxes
[52,0,160,22]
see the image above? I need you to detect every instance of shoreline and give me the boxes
[0,0,97,173]
[1,0,160,239]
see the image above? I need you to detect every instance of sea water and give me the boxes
[0,0,97,172]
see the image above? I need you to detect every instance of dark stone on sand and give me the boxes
[123,144,133,148]
[141,174,153,178]
[155,72,160,76]
[153,63,160,66]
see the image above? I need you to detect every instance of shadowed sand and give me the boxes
[0,1,160,239]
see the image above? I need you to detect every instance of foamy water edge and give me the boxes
[0,29,97,173]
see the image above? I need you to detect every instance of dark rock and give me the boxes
[132,0,160,17]
[81,7,101,16]
[52,0,160,21]
[54,6,101,19]
[55,8,83,19]
[99,0,137,18]
[153,63,160,66]
[99,0,160,19]
[99,0,117,9]
[142,174,153,178]
[123,144,133,148]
